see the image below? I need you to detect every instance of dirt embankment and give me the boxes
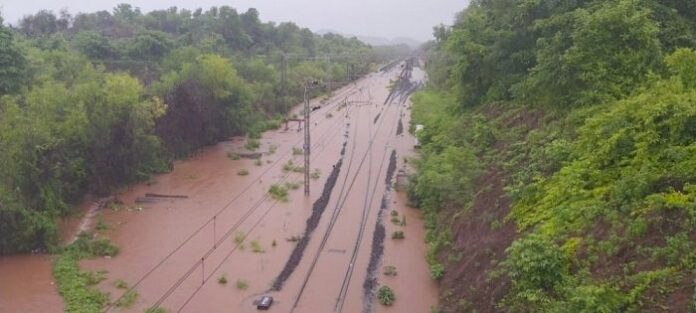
[437,107,544,313]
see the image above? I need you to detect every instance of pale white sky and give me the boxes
[0,0,468,41]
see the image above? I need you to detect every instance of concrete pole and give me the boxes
[303,84,311,197]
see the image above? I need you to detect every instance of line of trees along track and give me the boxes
[0,5,410,254]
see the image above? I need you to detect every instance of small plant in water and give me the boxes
[383,265,398,277]
[311,168,321,180]
[250,240,265,253]
[227,152,240,160]
[234,232,246,245]
[218,273,228,285]
[96,215,108,231]
[114,279,129,289]
[245,138,260,151]
[285,181,301,190]
[377,285,395,306]
[116,290,139,308]
[269,184,289,202]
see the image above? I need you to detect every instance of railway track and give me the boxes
[105,77,368,313]
[287,73,403,313]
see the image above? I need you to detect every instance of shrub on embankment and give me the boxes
[411,0,696,311]
[53,233,119,313]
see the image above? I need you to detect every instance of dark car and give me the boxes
[256,295,274,310]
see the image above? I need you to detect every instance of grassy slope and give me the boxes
[409,81,696,312]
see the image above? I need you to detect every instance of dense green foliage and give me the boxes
[412,0,696,312]
[53,233,119,313]
[0,5,406,253]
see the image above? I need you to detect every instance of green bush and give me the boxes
[115,290,139,308]
[227,152,240,160]
[377,285,396,306]
[269,184,289,202]
[218,273,228,285]
[245,138,260,151]
[250,240,265,253]
[504,235,567,292]
[429,263,445,281]
[391,231,405,240]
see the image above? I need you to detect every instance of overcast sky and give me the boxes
[0,0,468,42]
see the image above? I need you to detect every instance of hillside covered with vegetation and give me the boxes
[410,0,696,312]
[0,4,406,254]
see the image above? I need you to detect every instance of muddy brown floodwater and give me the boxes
[0,63,437,313]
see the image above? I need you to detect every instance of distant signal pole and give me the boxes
[303,80,320,196]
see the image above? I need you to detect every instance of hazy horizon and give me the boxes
[0,0,469,42]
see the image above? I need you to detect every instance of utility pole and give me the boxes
[303,83,311,197]
[303,80,321,197]
[281,53,288,112]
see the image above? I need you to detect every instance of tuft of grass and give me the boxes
[255,158,263,166]
[96,216,108,232]
[227,152,240,160]
[236,279,249,290]
[250,240,265,253]
[400,216,406,226]
[283,159,295,172]
[285,181,301,190]
[234,232,246,245]
[292,146,303,155]
[113,279,129,289]
[115,290,139,308]
[83,270,107,286]
[218,273,228,285]
[245,138,260,151]
[311,168,321,180]
[377,285,396,306]
[144,308,168,313]
[383,265,398,277]
[391,231,405,240]
[269,184,289,202]
[391,216,400,225]
[237,168,249,176]
[268,144,278,155]
[286,235,302,242]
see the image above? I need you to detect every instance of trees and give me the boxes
[0,24,27,95]
[0,4,390,253]
[415,0,696,311]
